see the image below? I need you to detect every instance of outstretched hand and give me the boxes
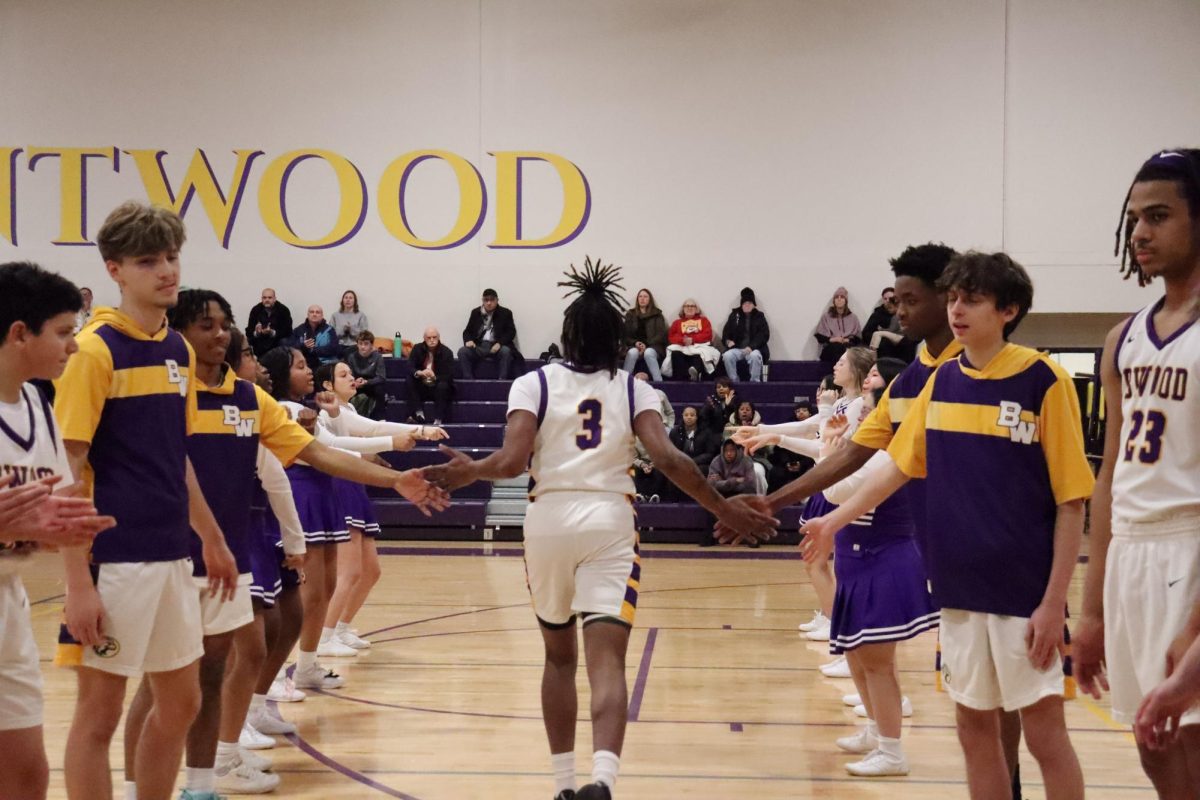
[798,515,836,563]
[730,426,760,445]
[713,494,779,545]
[392,468,451,516]
[739,432,780,455]
[423,444,479,493]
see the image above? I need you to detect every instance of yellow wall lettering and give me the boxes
[26,147,119,246]
[257,150,367,249]
[489,151,591,249]
[0,148,21,245]
[378,150,486,250]
[126,149,264,248]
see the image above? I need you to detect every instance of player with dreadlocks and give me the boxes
[1074,149,1200,796]
[428,258,777,800]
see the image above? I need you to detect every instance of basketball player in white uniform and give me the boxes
[428,261,777,800]
[1075,149,1200,796]
[0,261,115,800]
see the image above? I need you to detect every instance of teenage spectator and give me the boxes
[670,406,720,474]
[632,438,665,502]
[720,287,770,382]
[287,304,339,369]
[459,288,518,379]
[406,327,455,425]
[700,376,739,435]
[246,287,293,356]
[621,288,668,380]
[728,400,769,493]
[331,289,369,355]
[634,371,674,431]
[74,286,94,333]
[665,298,720,380]
[347,330,386,419]
[793,400,816,421]
[704,439,760,546]
[767,440,813,494]
[814,286,861,367]
[860,287,896,343]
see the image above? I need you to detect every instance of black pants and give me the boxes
[405,376,452,422]
[633,468,666,498]
[670,350,705,381]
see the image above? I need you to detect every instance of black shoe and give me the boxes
[576,784,611,800]
[554,792,576,800]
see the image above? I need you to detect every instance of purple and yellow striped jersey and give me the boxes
[888,343,1094,617]
[187,368,312,576]
[55,308,197,564]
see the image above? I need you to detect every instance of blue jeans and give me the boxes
[722,348,764,382]
[623,347,662,381]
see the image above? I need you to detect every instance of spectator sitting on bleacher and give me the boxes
[727,400,769,494]
[664,298,720,380]
[704,439,761,546]
[332,289,370,356]
[720,287,770,382]
[459,288,518,379]
[670,406,720,475]
[701,376,739,435]
[632,437,665,503]
[622,288,667,381]
[288,304,339,369]
[634,371,674,431]
[767,439,813,493]
[246,286,292,356]
[347,330,385,419]
[406,327,455,425]
[813,286,861,368]
[860,286,895,344]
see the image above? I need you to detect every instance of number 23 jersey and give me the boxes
[508,365,663,496]
[1112,299,1200,526]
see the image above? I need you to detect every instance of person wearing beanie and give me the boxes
[814,286,861,367]
[720,287,771,382]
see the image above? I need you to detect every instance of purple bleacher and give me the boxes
[374,497,489,528]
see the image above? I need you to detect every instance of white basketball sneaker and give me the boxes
[336,629,371,650]
[819,656,851,678]
[293,663,346,690]
[238,721,275,750]
[842,693,862,707]
[239,747,273,772]
[215,754,282,794]
[835,726,878,754]
[248,705,297,735]
[267,674,306,703]
[799,610,828,632]
[845,749,910,777]
[317,637,359,658]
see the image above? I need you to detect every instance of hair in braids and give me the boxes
[1114,148,1200,286]
[557,256,627,376]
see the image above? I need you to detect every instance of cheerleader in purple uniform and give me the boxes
[312,361,447,654]
[817,362,938,777]
[734,347,877,645]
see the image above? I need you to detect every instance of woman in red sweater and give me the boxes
[666,299,720,381]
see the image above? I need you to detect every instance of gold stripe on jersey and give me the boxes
[924,401,1040,442]
[109,365,191,400]
[887,396,914,426]
[191,407,262,436]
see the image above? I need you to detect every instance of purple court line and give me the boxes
[268,700,424,800]
[627,627,658,721]
[377,544,803,560]
[730,722,744,732]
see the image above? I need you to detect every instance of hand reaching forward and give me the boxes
[392,468,451,516]
[422,444,479,492]
[798,515,837,563]
[713,494,779,545]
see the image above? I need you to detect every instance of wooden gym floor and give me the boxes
[23,542,1151,799]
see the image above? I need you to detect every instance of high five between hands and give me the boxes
[0,474,115,549]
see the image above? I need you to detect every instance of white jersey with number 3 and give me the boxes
[1111,301,1200,527]
[508,365,662,496]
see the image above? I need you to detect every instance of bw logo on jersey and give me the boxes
[997,401,1037,444]
[221,406,256,437]
[165,358,188,397]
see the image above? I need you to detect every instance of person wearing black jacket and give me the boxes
[347,330,386,419]
[700,376,739,435]
[720,287,770,382]
[406,327,455,424]
[458,288,520,379]
[245,287,292,356]
[670,406,721,474]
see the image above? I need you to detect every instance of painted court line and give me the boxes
[627,627,658,721]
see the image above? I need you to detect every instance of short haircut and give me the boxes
[0,261,83,345]
[715,376,732,390]
[167,288,234,332]
[794,400,816,415]
[889,242,958,288]
[874,357,908,387]
[357,329,374,343]
[97,202,186,263]
[1115,148,1200,286]
[482,288,498,300]
[936,251,1034,338]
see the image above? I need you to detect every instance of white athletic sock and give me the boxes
[865,719,879,738]
[123,781,137,800]
[592,750,620,789]
[216,740,240,761]
[320,626,335,643]
[877,734,904,760]
[297,650,317,672]
[335,620,351,634]
[551,751,576,794]
[250,693,267,713]
[185,767,214,792]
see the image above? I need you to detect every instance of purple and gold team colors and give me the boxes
[187,369,311,575]
[888,343,1095,617]
[55,308,197,563]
